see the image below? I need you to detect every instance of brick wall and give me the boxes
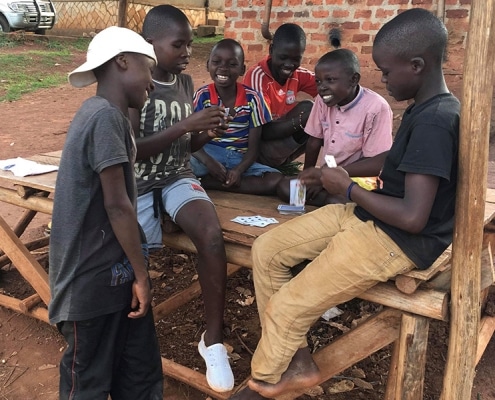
[224,0,471,76]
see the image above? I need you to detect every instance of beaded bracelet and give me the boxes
[346,181,357,201]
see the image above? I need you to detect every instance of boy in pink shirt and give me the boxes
[277,49,393,205]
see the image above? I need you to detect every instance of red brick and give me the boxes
[302,21,320,30]
[224,0,233,7]
[332,9,350,18]
[294,10,311,18]
[348,0,365,4]
[412,0,433,4]
[354,9,372,19]
[304,43,318,57]
[375,8,395,18]
[224,10,238,19]
[460,0,472,4]
[352,33,370,43]
[389,0,409,4]
[366,0,383,5]
[361,45,373,54]
[250,20,261,30]
[224,31,236,40]
[234,20,250,29]
[446,8,469,18]
[275,10,294,19]
[342,21,360,29]
[247,44,264,53]
[325,0,344,4]
[236,0,251,7]
[242,31,255,41]
[242,10,258,19]
[310,32,330,42]
[306,0,324,5]
[312,9,330,18]
[272,0,285,6]
[361,20,382,31]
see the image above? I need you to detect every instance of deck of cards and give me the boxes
[231,215,279,228]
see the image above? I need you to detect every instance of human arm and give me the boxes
[99,163,151,318]
[320,166,440,234]
[192,148,227,182]
[304,136,323,169]
[343,151,389,177]
[224,126,262,187]
[129,106,228,159]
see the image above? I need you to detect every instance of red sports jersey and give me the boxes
[243,56,317,120]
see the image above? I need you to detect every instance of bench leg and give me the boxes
[385,313,429,400]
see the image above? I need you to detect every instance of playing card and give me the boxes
[324,154,337,168]
[231,215,279,227]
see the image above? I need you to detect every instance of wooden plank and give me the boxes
[0,236,50,267]
[427,244,494,292]
[393,314,429,400]
[0,215,50,305]
[0,293,49,323]
[280,308,402,399]
[442,0,495,397]
[358,282,448,321]
[161,357,231,400]
[0,186,53,214]
[396,243,494,294]
[476,315,495,364]
[384,340,399,400]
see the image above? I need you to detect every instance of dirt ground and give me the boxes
[1,37,495,400]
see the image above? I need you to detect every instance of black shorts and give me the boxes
[58,308,163,400]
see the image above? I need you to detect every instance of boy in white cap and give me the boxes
[48,26,163,399]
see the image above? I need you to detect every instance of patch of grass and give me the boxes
[193,34,223,44]
[0,35,89,101]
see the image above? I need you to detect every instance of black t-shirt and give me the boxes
[354,93,460,269]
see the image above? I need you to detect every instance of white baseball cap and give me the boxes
[68,26,157,88]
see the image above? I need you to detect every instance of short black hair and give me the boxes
[210,38,245,63]
[142,4,190,39]
[316,49,360,75]
[272,23,306,50]
[374,8,448,64]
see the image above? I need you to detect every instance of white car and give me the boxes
[0,0,56,34]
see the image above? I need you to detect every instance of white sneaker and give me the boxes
[198,331,234,392]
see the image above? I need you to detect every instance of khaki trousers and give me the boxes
[250,203,415,383]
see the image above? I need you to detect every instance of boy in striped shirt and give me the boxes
[191,39,283,195]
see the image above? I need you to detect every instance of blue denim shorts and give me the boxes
[137,178,212,248]
[190,143,280,177]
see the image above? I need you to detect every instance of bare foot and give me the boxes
[247,348,321,398]
[229,386,268,400]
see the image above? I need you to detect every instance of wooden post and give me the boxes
[441,0,495,398]
[117,0,128,28]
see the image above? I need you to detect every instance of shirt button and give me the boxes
[331,140,335,143]
[390,252,395,257]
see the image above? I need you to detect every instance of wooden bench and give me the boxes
[157,190,495,399]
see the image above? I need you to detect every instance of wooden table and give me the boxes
[0,150,60,322]
[1,151,495,399]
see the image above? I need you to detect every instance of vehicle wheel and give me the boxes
[35,28,46,35]
[0,15,11,33]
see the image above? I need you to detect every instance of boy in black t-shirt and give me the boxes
[49,27,163,399]
[231,8,459,400]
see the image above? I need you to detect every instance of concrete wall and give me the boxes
[51,0,225,36]
[223,0,470,76]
